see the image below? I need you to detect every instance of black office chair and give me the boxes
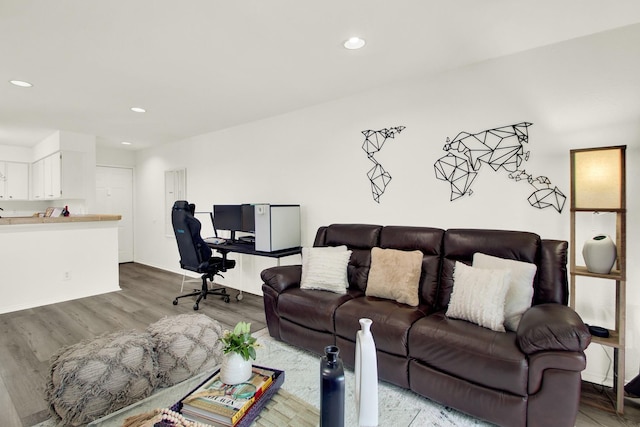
[171,200,236,310]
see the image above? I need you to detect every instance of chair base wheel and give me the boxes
[173,299,178,305]
[223,296,230,303]
[236,293,243,301]
[193,303,199,310]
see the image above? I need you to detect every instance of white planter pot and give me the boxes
[220,352,252,385]
[582,234,617,274]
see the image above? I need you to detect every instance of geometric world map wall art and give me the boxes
[433,122,566,213]
[362,126,406,203]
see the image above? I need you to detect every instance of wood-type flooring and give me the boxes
[0,262,638,426]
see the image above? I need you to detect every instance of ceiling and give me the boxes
[2,1,640,151]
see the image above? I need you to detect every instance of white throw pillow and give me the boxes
[473,253,537,331]
[446,261,511,332]
[300,246,352,294]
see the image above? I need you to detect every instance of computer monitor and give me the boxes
[213,205,242,240]
[213,204,256,242]
[241,204,255,233]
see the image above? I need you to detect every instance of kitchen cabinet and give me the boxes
[0,161,29,200]
[30,151,85,200]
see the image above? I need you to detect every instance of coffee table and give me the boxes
[88,370,319,427]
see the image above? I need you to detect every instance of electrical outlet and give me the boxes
[63,271,71,281]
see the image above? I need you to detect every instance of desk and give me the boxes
[206,241,301,296]
[207,241,301,264]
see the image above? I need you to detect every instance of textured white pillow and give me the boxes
[300,246,352,294]
[473,253,537,331]
[447,261,511,332]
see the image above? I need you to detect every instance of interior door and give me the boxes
[96,166,134,263]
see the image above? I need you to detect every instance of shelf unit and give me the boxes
[569,145,626,414]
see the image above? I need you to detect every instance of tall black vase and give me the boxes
[320,345,345,427]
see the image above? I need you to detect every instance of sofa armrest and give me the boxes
[261,265,302,293]
[517,303,591,355]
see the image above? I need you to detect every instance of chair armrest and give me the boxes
[260,265,302,293]
[517,303,591,355]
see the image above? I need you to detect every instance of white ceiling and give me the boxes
[2,1,640,151]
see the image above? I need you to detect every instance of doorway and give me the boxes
[96,166,134,263]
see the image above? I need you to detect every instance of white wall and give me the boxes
[134,25,640,385]
[96,146,136,168]
[0,145,32,163]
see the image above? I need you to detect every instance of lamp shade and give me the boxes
[571,146,625,210]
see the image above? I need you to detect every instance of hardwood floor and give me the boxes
[0,263,266,427]
[0,262,638,426]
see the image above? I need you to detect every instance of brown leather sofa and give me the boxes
[261,224,591,427]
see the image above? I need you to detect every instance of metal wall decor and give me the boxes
[433,122,566,212]
[362,126,405,203]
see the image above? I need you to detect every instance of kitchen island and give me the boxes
[0,214,122,314]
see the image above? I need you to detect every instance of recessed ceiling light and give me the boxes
[343,37,366,50]
[130,107,146,113]
[9,80,33,87]
[121,141,132,145]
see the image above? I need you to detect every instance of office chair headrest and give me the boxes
[173,200,190,211]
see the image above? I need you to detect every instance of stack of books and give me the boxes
[175,366,284,427]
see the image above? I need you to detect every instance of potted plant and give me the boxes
[219,322,258,384]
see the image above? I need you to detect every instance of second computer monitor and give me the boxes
[213,204,255,241]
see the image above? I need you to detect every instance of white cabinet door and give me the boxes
[43,153,61,199]
[6,162,29,200]
[59,151,84,199]
[0,162,29,200]
[31,158,44,200]
[0,162,6,199]
[34,151,85,200]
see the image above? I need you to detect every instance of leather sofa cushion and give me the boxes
[277,287,361,332]
[335,296,427,356]
[320,223,382,248]
[517,304,591,354]
[535,239,569,305]
[409,312,528,396]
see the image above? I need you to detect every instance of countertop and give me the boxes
[0,214,122,225]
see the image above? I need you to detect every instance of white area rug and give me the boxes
[253,329,493,427]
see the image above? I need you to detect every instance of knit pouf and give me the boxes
[147,313,224,387]
[46,330,158,426]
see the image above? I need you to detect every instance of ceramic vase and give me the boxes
[582,234,617,274]
[356,318,378,427]
[320,345,345,427]
[220,352,252,385]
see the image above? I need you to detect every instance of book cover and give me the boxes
[182,366,275,426]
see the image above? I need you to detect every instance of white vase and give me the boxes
[582,234,617,274]
[220,352,252,385]
[355,318,378,427]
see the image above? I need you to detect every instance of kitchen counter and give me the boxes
[0,213,122,314]
[0,214,121,225]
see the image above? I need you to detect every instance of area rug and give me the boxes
[36,328,493,427]
[252,329,492,427]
